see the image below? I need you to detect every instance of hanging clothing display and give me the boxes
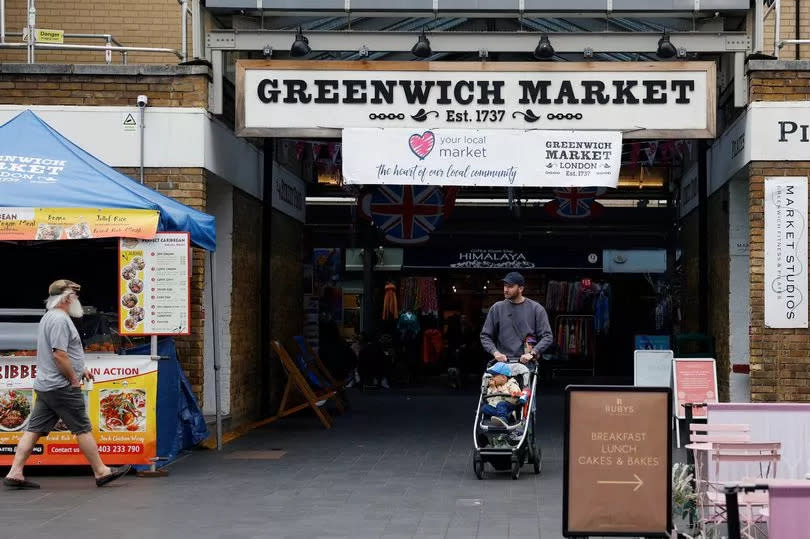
[399,277,439,316]
[397,311,420,341]
[554,316,592,359]
[594,284,611,335]
[422,328,443,365]
[545,280,607,316]
[382,282,398,320]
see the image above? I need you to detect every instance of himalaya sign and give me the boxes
[452,249,535,269]
[237,60,715,139]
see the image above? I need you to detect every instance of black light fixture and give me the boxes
[656,32,677,59]
[533,34,554,60]
[290,26,311,57]
[411,29,432,59]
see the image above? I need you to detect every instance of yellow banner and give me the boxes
[0,207,159,241]
[0,355,157,466]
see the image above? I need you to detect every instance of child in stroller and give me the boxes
[472,359,540,480]
[482,362,524,427]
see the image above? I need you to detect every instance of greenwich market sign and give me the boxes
[343,128,622,187]
[236,60,716,139]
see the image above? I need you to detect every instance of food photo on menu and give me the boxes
[99,389,146,432]
[0,389,33,432]
[128,279,144,294]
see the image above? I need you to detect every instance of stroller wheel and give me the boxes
[511,456,521,480]
[473,455,484,480]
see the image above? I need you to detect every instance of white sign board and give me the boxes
[119,233,191,336]
[342,128,621,188]
[764,177,809,328]
[237,61,715,139]
[749,102,810,162]
[270,163,306,223]
[634,350,674,387]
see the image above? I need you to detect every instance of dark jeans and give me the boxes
[482,401,515,420]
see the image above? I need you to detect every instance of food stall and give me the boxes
[0,110,215,466]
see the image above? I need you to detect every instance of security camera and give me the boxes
[136,95,148,107]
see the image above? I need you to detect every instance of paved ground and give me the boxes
[1,385,579,539]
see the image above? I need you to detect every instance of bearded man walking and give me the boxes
[3,280,131,489]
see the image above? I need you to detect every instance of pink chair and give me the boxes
[766,482,810,539]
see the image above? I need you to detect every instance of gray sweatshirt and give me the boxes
[480,298,554,359]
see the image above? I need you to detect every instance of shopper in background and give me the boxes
[480,272,553,364]
[357,331,392,389]
[4,280,131,490]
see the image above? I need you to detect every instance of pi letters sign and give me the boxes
[236,61,715,139]
[764,177,808,328]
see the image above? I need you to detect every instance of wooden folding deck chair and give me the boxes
[293,335,348,412]
[267,340,341,429]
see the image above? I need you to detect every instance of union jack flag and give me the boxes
[544,187,606,219]
[360,186,455,245]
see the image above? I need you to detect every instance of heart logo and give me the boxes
[408,131,435,160]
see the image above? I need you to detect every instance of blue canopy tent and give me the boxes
[0,109,216,464]
[0,110,216,251]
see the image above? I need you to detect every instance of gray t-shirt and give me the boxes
[34,309,85,392]
[480,298,554,359]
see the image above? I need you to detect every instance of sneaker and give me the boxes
[490,416,508,427]
[380,378,390,389]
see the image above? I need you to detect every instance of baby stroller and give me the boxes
[472,359,542,480]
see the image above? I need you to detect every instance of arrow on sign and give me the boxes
[597,474,644,492]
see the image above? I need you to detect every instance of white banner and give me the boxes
[342,128,621,188]
[237,61,715,139]
[764,177,808,328]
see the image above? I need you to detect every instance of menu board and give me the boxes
[634,350,674,387]
[118,232,190,336]
[672,358,718,419]
[564,386,672,538]
[0,355,157,466]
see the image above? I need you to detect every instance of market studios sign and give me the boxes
[236,61,716,139]
[343,128,622,188]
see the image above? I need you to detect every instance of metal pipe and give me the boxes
[180,0,188,62]
[1,0,6,44]
[191,0,201,60]
[776,0,782,57]
[210,250,223,451]
[0,41,182,58]
[139,102,146,184]
[797,0,802,59]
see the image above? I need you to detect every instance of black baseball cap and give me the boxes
[503,272,525,286]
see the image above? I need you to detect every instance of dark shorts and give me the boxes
[27,386,92,435]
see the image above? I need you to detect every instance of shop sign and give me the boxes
[672,358,718,419]
[403,247,601,270]
[118,233,191,336]
[708,108,749,196]
[343,128,622,188]
[237,60,716,139]
[564,386,672,537]
[0,355,157,465]
[0,207,159,241]
[271,163,306,223]
[764,177,808,328]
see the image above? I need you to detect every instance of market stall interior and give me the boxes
[305,141,682,388]
[0,110,215,466]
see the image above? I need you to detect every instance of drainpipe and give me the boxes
[1,0,6,44]
[797,0,801,60]
[180,0,188,62]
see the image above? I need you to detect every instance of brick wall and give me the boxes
[0,0,197,64]
[749,69,810,102]
[268,210,304,413]
[117,167,207,400]
[0,66,208,107]
[708,188,731,402]
[748,64,810,402]
[229,190,263,423]
[748,161,810,402]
